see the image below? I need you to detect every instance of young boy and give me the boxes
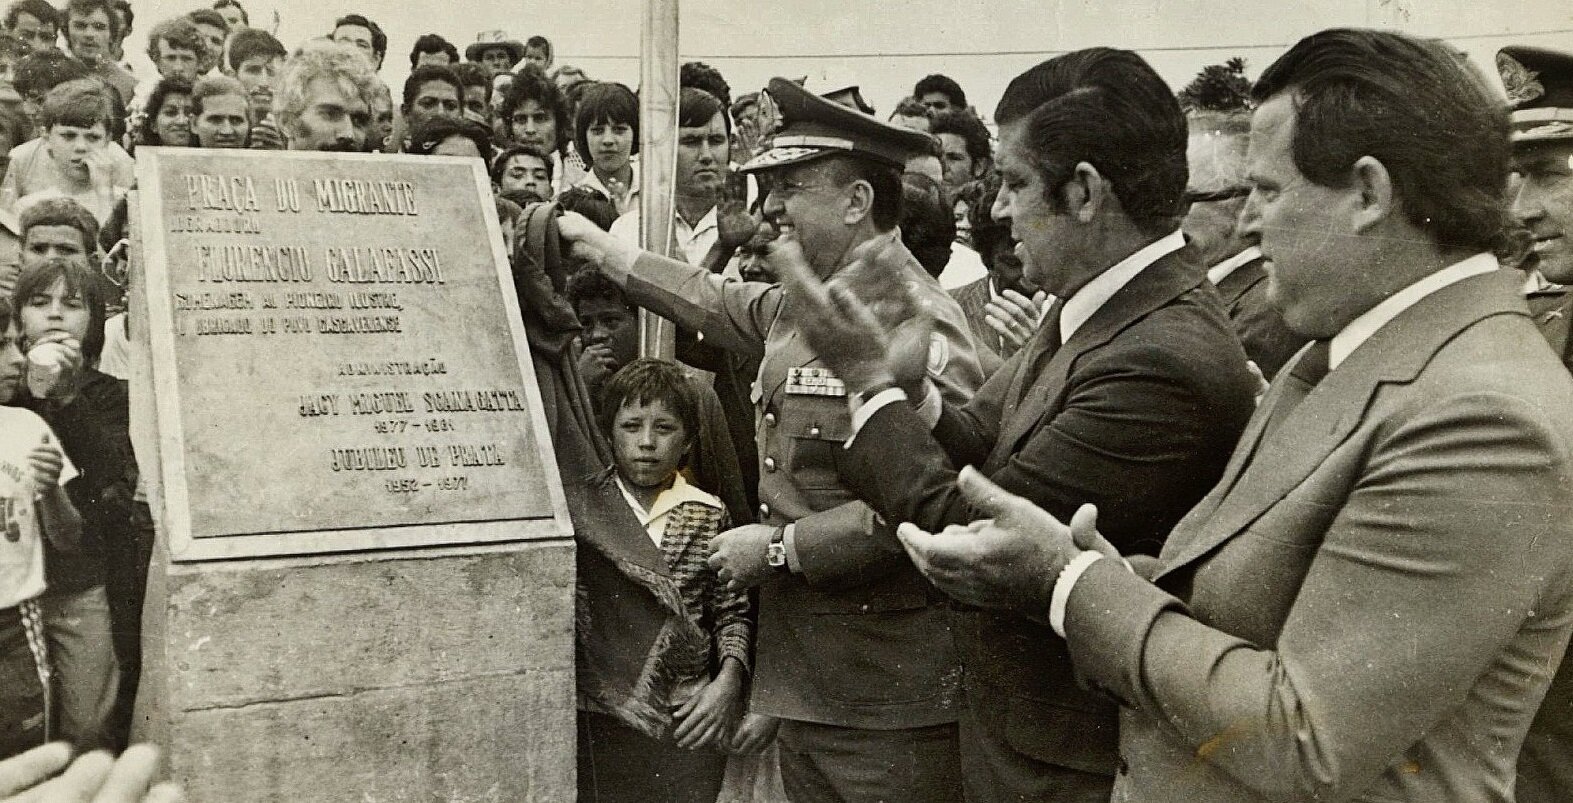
[581,358,748,803]
[0,296,80,756]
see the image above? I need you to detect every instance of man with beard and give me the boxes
[399,65,462,142]
[1501,44,1573,803]
[558,77,985,802]
[3,0,56,57]
[275,40,374,152]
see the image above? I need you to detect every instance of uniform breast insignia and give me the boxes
[785,366,847,397]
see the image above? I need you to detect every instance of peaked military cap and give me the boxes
[740,77,933,173]
[1499,46,1573,144]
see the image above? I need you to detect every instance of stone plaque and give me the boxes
[134,148,569,560]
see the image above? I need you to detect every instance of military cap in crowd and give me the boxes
[740,77,933,172]
[1499,45,1573,143]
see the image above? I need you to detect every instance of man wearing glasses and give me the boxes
[1183,107,1306,379]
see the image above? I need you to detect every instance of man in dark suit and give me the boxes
[1504,43,1573,803]
[1183,107,1306,379]
[771,49,1258,801]
[881,30,1573,802]
[558,78,984,802]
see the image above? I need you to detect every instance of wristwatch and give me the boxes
[766,525,789,572]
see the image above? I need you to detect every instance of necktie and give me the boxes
[1005,298,1065,415]
[1258,339,1330,445]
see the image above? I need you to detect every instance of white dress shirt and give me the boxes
[1206,245,1265,286]
[610,205,719,268]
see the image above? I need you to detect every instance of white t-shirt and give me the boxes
[0,407,76,609]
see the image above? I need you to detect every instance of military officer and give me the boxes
[1502,44,1573,803]
[558,77,984,802]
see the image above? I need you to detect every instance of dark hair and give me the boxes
[930,109,991,164]
[490,143,553,183]
[22,196,98,252]
[0,296,12,334]
[212,0,247,26]
[566,264,628,315]
[332,14,384,61]
[680,61,730,108]
[190,73,245,118]
[524,35,552,65]
[574,82,639,163]
[406,115,492,161]
[185,8,226,35]
[227,27,282,70]
[501,65,569,153]
[15,50,87,99]
[451,61,490,102]
[678,85,727,134]
[14,256,105,362]
[65,0,117,40]
[146,16,204,64]
[401,64,460,111]
[1251,28,1510,252]
[408,33,456,69]
[139,76,192,144]
[4,0,57,32]
[966,173,1010,269]
[556,186,618,231]
[108,0,128,32]
[900,173,954,277]
[994,48,1188,236]
[816,155,903,231]
[599,358,700,447]
[914,74,966,109]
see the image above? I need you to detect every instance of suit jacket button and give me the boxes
[1118,756,1130,775]
[809,426,821,437]
[759,503,770,518]
[764,413,777,426]
[764,457,777,472]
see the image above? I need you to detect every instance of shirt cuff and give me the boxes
[1050,551,1107,638]
[782,523,801,573]
[844,387,908,449]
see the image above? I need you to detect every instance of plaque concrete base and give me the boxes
[132,537,575,802]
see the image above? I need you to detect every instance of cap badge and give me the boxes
[1499,52,1546,106]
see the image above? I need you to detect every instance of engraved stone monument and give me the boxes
[128,148,574,800]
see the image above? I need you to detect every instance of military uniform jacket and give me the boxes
[1065,271,1573,801]
[623,233,985,729]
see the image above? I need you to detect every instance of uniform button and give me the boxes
[759,503,770,518]
[763,457,777,472]
[809,426,821,437]
[764,412,777,426]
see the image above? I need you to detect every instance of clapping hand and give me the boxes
[896,467,1121,617]
[984,287,1049,352]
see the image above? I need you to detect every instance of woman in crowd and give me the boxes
[188,75,249,149]
[573,82,639,214]
[135,77,193,150]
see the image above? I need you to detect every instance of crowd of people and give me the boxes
[0,3,1564,803]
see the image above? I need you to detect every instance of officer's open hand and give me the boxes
[707,523,776,593]
[556,212,638,281]
[895,467,1081,618]
[767,238,897,396]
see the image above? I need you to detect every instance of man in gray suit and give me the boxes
[822,29,1573,802]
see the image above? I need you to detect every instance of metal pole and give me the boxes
[637,0,679,360]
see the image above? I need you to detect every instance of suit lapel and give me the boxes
[987,252,1205,467]
[1156,270,1529,579]
[1211,256,1266,307]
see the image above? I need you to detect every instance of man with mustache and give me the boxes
[276,40,375,153]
